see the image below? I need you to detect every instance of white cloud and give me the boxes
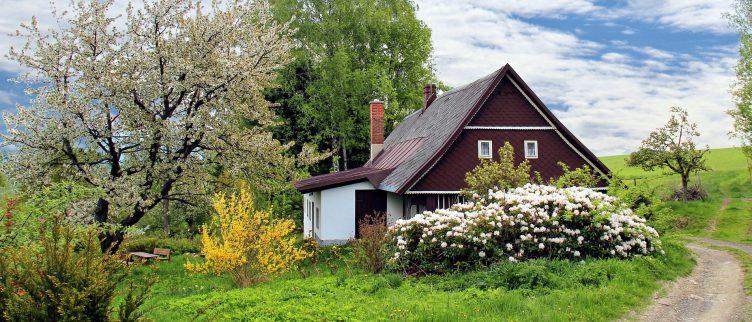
[0,90,14,106]
[416,0,738,156]
[464,0,600,17]
[0,0,741,156]
[601,52,630,63]
[614,0,734,34]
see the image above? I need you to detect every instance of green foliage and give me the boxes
[552,162,600,188]
[123,236,202,255]
[464,142,534,196]
[126,239,691,321]
[117,277,156,322]
[727,1,752,181]
[0,215,151,321]
[627,106,709,199]
[608,177,674,233]
[353,212,388,273]
[268,0,436,172]
[0,181,101,248]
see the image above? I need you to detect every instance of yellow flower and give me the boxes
[185,184,310,286]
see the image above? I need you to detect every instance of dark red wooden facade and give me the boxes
[411,77,604,192]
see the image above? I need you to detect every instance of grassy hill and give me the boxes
[600,147,752,239]
[600,147,751,197]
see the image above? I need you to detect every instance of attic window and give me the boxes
[478,140,492,159]
[524,140,538,159]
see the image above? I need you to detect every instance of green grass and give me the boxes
[600,147,752,198]
[601,147,752,237]
[120,148,752,321]
[126,240,692,321]
[705,200,752,243]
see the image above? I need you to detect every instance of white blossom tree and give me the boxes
[3,0,301,251]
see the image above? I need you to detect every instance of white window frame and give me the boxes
[524,140,538,159]
[477,140,492,159]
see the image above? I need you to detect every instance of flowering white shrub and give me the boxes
[386,184,661,274]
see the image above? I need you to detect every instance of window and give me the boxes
[478,140,492,159]
[315,207,320,229]
[524,140,538,159]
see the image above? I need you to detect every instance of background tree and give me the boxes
[3,0,300,252]
[627,107,709,200]
[268,0,436,173]
[727,0,752,181]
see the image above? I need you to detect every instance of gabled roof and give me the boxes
[293,64,610,194]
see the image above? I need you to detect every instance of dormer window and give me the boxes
[525,140,538,159]
[478,140,492,159]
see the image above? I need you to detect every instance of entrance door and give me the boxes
[354,190,387,238]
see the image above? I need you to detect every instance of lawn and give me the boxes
[127,241,692,321]
[121,147,752,321]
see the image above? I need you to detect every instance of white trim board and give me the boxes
[405,191,462,195]
[465,126,555,130]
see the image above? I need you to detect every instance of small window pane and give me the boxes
[478,141,492,158]
[525,141,538,158]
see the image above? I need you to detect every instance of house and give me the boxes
[294,64,610,245]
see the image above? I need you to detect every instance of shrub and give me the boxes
[607,177,674,232]
[185,185,310,287]
[463,142,535,197]
[352,212,388,273]
[0,214,151,321]
[385,184,661,274]
[552,162,600,188]
[670,184,708,201]
[123,236,201,254]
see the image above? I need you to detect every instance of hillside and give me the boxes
[599,147,752,237]
[600,147,751,198]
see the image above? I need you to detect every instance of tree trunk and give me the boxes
[342,145,349,170]
[162,198,170,236]
[681,174,689,202]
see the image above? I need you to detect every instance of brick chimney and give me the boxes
[423,83,437,110]
[369,99,384,159]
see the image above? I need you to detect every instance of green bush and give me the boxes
[123,236,201,254]
[608,177,675,232]
[0,214,151,321]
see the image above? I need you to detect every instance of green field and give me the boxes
[128,242,692,321]
[601,147,752,198]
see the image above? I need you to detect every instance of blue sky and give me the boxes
[0,0,742,155]
[414,0,739,155]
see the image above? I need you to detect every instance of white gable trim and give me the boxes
[405,190,462,195]
[465,126,555,130]
[506,76,607,178]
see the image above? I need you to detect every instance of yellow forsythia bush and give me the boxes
[185,186,310,287]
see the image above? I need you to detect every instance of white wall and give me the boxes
[319,181,375,243]
[386,192,404,226]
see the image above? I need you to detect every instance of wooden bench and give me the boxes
[153,248,171,261]
[128,248,171,263]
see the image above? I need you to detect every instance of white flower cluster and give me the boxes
[386,184,661,273]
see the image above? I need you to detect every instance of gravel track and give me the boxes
[637,243,749,322]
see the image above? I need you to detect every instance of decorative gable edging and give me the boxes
[464,126,555,130]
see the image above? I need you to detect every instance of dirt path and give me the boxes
[637,244,748,322]
[705,198,732,233]
[695,237,752,255]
